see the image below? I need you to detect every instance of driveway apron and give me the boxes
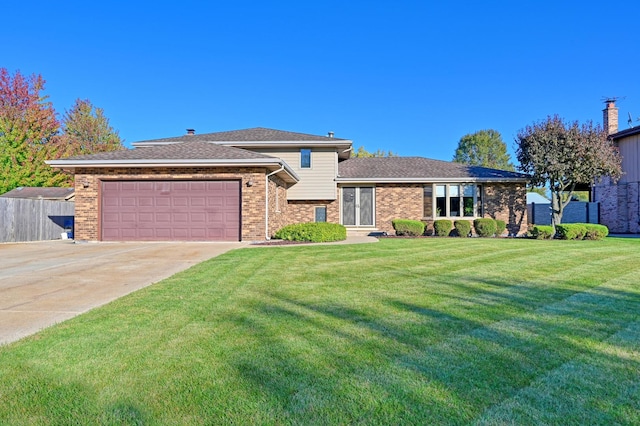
[0,240,245,345]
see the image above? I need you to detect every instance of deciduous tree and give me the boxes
[453,129,514,171]
[0,68,64,193]
[56,98,124,157]
[516,115,621,229]
[351,146,396,158]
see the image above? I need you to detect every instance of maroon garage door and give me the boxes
[101,181,240,241]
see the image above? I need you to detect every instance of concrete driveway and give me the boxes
[0,240,246,345]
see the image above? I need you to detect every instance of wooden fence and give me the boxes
[0,198,75,243]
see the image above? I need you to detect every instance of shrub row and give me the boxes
[394,218,508,237]
[274,222,347,242]
[529,223,609,240]
[556,223,609,240]
[391,219,425,236]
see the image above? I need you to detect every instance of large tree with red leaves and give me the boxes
[516,115,622,230]
[0,69,124,192]
[0,68,63,193]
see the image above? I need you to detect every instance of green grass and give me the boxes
[1,238,639,425]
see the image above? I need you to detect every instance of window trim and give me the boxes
[300,148,311,169]
[315,206,327,222]
[425,183,483,219]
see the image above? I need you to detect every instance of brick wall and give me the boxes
[267,175,289,238]
[595,180,640,233]
[374,184,423,234]
[285,199,339,225]
[73,167,269,241]
[483,183,528,235]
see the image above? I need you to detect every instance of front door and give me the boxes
[342,187,374,226]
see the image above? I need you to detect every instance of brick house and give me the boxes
[47,127,529,241]
[593,101,640,233]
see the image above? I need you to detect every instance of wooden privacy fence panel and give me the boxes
[0,198,75,243]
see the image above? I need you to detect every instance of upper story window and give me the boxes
[300,149,311,168]
[426,184,483,218]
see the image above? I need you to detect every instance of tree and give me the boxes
[351,146,396,158]
[453,129,515,171]
[0,68,64,193]
[516,115,622,229]
[55,98,124,158]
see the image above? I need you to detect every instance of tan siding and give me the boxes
[252,148,338,200]
[619,134,640,183]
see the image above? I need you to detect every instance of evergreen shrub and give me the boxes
[530,225,554,239]
[433,220,453,237]
[274,222,347,242]
[392,219,425,236]
[474,218,497,237]
[453,220,472,237]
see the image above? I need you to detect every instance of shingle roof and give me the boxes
[134,127,347,144]
[338,157,528,180]
[1,187,74,200]
[61,140,276,161]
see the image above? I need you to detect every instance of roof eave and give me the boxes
[335,177,529,183]
[46,158,300,183]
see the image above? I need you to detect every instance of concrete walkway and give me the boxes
[0,240,246,345]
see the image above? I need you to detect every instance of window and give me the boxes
[300,149,311,168]
[436,185,446,217]
[315,206,327,222]
[426,184,482,218]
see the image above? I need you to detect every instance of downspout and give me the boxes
[265,166,285,240]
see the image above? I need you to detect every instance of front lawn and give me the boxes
[1,238,639,424]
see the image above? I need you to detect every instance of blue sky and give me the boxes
[4,1,640,162]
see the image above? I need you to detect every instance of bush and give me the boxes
[555,224,587,240]
[474,218,497,237]
[453,220,472,237]
[274,222,347,242]
[495,220,506,237]
[584,224,609,240]
[530,225,554,239]
[392,219,425,236]
[433,220,453,237]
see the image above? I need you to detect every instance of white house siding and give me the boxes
[254,148,338,200]
[619,134,640,183]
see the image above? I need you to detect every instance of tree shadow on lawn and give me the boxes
[223,277,640,423]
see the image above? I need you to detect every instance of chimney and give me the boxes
[603,100,618,135]
[186,128,195,135]
[327,131,334,138]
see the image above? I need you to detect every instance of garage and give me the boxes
[101,180,240,241]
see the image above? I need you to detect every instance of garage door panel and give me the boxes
[101,180,240,241]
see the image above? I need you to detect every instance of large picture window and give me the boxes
[426,184,482,218]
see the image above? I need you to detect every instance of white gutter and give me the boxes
[265,166,285,240]
[46,158,300,183]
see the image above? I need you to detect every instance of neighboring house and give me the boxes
[47,127,529,242]
[1,187,75,201]
[593,101,640,233]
